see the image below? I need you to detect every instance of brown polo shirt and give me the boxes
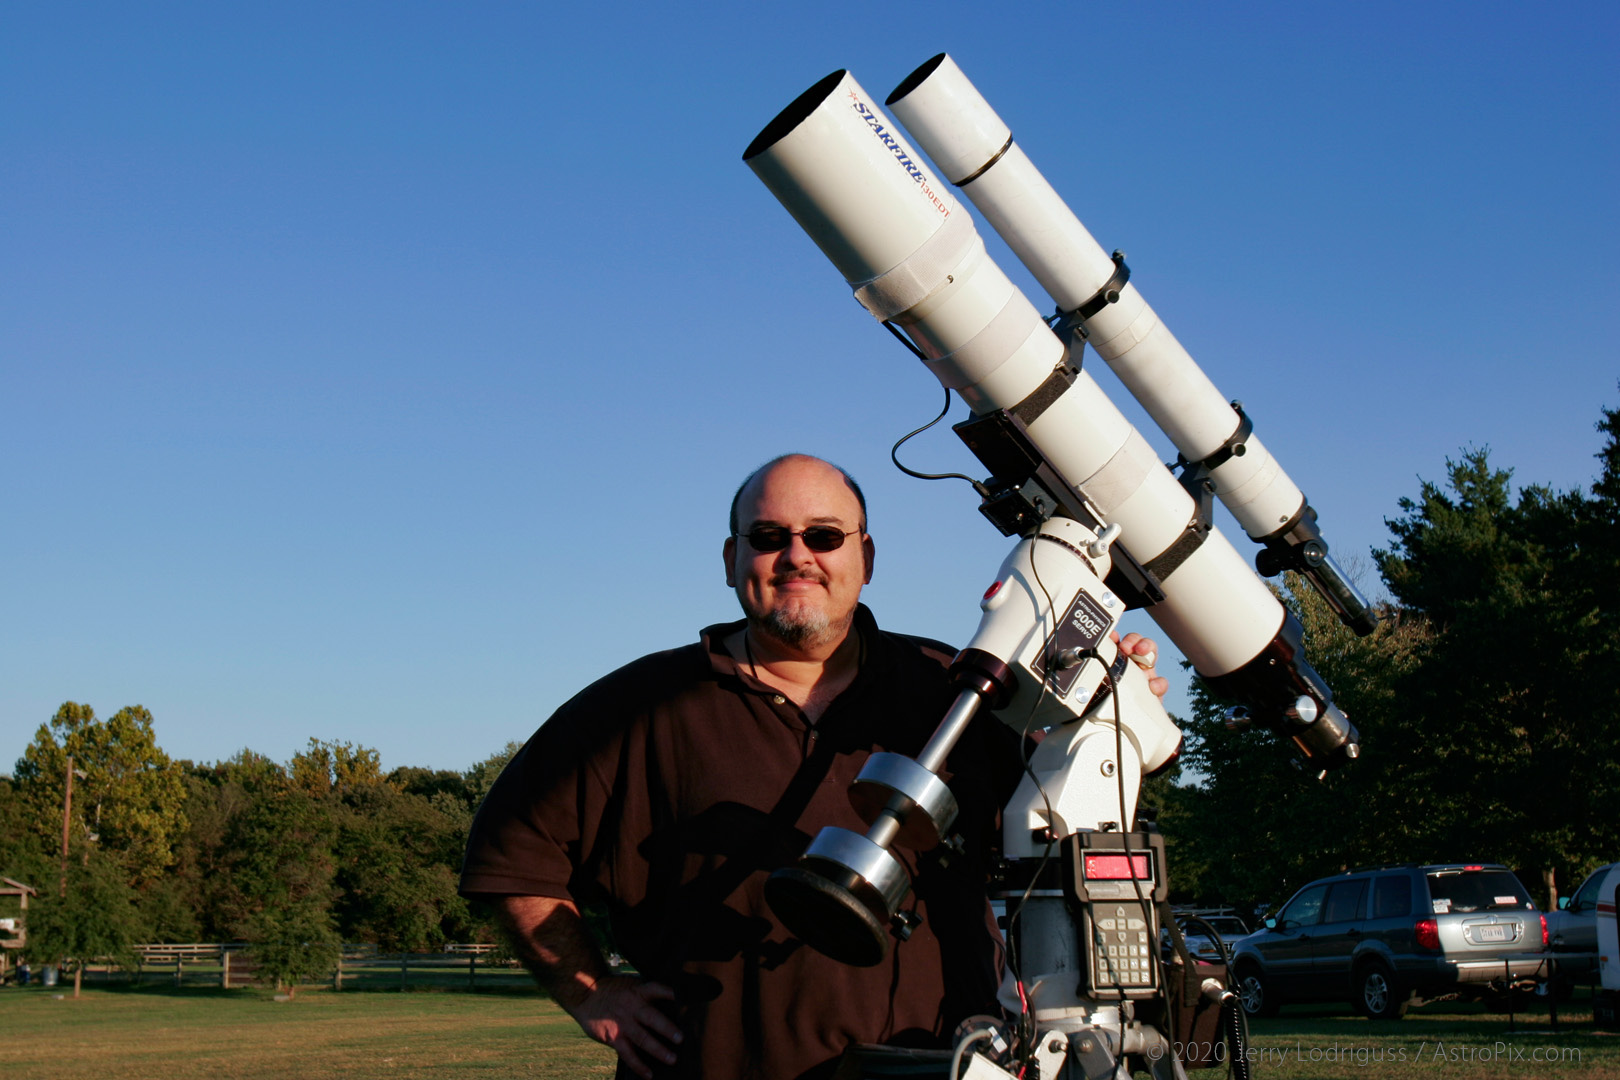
[460,605,1021,1079]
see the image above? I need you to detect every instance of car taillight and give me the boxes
[1540,913,1549,947]
[1415,918,1440,950]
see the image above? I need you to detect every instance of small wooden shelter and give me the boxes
[1,877,38,980]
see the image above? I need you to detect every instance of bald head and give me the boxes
[729,454,866,536]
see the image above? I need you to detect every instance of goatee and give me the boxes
[757,606,846,651]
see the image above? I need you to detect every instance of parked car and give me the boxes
[1545,862,1617,958]
[1162,910,1251,965]
[1230,863,1547,1020]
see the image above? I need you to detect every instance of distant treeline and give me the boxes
[2,717,519,974]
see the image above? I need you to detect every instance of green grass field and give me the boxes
[1232,995,1620,1079]
[6,983,1620,1079]
[4,984,617,1079]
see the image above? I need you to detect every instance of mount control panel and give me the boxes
[1063,831,1167,999]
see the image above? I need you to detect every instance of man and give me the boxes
[460,454,1165,1079]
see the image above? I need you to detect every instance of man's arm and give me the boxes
[493,895,683,1079]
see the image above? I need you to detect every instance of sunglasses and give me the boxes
[736,526,863,553]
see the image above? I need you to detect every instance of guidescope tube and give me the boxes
[887,54,1377,637]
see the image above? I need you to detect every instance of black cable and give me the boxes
[889,386,991,498]
[1003,529,1070,1076]
[1113,681,1141,1070]
[1223,995,1252,1080]
[882,319,929,361]
[1173,913,1248,1077]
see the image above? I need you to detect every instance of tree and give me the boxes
[1374,441,1620,905]
[242,900,341,996]
[0,775,48,884]
[21,848,143,997]
[1168,403,1620,913]
[164,752,290,941]
[160,739,495,954]
[330,782,473,951]
[12,704,187,886]
[464,741,522,810]
[289,738,385,797]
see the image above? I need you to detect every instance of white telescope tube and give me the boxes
[885,54,1294,533]
[745,70,1358,766]
[887,55,1374,635]
[744,71,1280,681]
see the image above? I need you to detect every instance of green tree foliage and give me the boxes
[12,704,187,885]
[22,848,143,996]
[389,766,477,833]
[4,694,533,953]
[464,741,523,810]
[0,775,50,888]
[165,752,291,940]
[158,743,488,948]
[1172,398,1619,914]
[289,738,386,797]
[331,782,473,951]
[1374,436,1620,903]
[242,899,341,995]
[222,782,342,937]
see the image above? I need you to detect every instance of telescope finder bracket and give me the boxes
[1051,249,1132,362]
[1076,249,1131,320]
[1175,399,1253,479]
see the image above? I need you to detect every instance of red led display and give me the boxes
[1083,853,1151,880]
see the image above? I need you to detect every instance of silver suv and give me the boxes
[1231,863,1547,1019]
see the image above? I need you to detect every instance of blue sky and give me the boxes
[4,1,1615,774]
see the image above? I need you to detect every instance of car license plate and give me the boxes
[1476,924,1510,942]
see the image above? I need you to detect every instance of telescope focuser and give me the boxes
[1202,613,1361,769]
[1257,503,1380,637]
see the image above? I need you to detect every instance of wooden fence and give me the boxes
[38,943,525,991]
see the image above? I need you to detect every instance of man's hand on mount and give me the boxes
[562,974,683,1079]
[1114,631,1169,701]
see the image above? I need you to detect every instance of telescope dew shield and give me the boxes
[742,70,970,314]
[887,54,1376,638]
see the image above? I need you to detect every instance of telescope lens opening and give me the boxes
[743,69,847,162]
[887,52,948,106]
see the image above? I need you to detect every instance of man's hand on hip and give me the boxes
[491,895,684,1078]
[563,974,682,1079]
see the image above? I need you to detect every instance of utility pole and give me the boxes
[60,755,75,898]
[58,756,90,999]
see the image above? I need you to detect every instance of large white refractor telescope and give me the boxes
[744,57,1375,765]
[742,54,1378,1080]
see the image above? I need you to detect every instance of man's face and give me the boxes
[724,456,874,652]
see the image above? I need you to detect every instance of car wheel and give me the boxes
[1355,961,1408,1020]
[1236,963,1279,1017]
